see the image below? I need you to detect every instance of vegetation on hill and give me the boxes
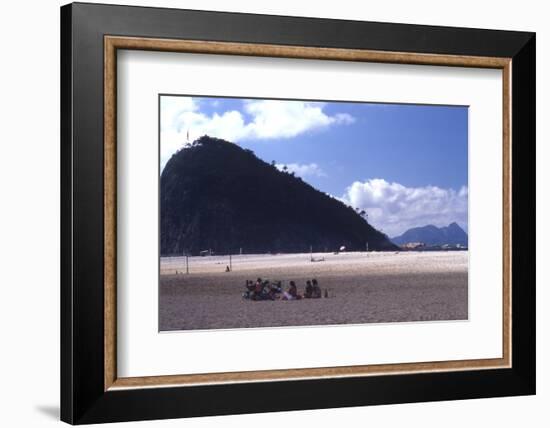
[161,136,398,256]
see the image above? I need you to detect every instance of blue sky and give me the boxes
[160,95,468,237]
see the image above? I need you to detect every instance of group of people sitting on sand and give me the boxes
[242,278,326,301]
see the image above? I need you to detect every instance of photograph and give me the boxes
[159,95,469,331]
[55,2,537,424]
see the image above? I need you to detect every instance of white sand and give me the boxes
[159,251,468,331]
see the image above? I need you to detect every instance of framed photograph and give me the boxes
[60,2,535,424]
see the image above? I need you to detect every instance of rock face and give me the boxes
[160,136,398,256]
[392,222,468,247]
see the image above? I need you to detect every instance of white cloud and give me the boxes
[160,97,355,169]
[160,96,198,132]
[276,163,327,178]
[242,100,354,139]
[340,178,468,237]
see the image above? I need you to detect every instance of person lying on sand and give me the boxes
[267,281,282,299]
[267,282,281,300]
[270,280,282,293]
[243,278,283,301]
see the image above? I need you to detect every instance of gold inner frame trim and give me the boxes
[104,35,512,391]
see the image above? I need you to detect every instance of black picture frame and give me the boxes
[61,2,535,424]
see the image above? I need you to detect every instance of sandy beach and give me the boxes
[159,251,468,331]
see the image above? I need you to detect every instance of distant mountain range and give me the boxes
[160,136,398,256]
[391,222,468,247]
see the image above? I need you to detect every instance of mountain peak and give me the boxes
[392,223,467,247]
[194,134,227,145]
[183,135,232,151]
